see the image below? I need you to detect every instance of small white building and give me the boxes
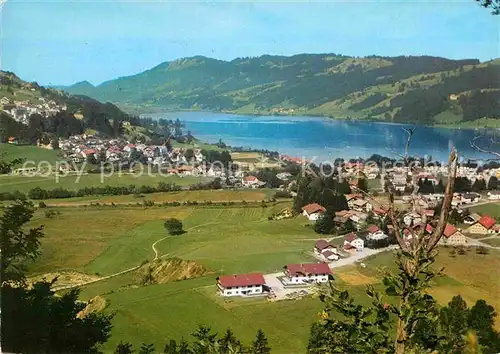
[488,191,500,200]
[302,203,326,221]
[366,225,388,240]
[217,273,266,297]
[344,232,364,250]
[284,263,331,284]
[242,175,262,188]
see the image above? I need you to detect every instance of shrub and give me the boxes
[164,218,184,235]
[38,201,47,208]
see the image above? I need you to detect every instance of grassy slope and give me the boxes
[0,143,62,166]
[77,246,500,353]
[469,203,500,219]
[27,202,312,275]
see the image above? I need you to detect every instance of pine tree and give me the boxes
[440,295,470,353]
[487,176,498,190]
[250,330,271,354]
[314,213,335,234]
[138,343,155,354]
[163,340,177,354]
[115,341,134,354]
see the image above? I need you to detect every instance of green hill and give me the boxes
[64,54,500,127]
[0,71,164,142]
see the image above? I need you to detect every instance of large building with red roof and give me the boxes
[301,203,326,221]
[438,223,467,245]
[217,273,266,297]
[467,215,497,235]
[284,263,331,284]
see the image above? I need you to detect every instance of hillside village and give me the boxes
[1,95,68,125]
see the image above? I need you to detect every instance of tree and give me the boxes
[139,343,155,354]
[314,213,335,235]
[2,281,114,353]
[0,200,44,282]
[0,151,24,174]
[250,329,271,354]
[191,325,217,354]
[1,200,114,353]
[468,300,500,351]
[163,339,178,354]
[115,341,135,354]
[488,176,498,190]
[50,137,60,150]
[476,0,500,15]
[357,178,368,193]
[440,295,470,353]
[164,218,184,235]
[219,328,242,353]
[471,178,487,192]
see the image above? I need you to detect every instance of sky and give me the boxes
[1,0,499,86]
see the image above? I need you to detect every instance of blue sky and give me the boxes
[1,0,498,86]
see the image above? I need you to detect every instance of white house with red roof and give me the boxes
[217,273,266,297]
[284,263,331,284]
[242,175,262,188]
[313,240,339,261]
[439,223,467,245]
[302,203,326,221]
[467,215,497,235]
[344,232,364,250]
[366,225,388,240]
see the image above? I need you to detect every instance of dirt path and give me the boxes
[53,221,221,291]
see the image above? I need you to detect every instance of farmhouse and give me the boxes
[284,263,331,284]
[217,273,266,297]
[439,224,467,245]
[467,215,496,235]
[242,175,262,188]
[302,203,326,221]
[344,232,364,250]
[366,225,388,240]
[313,239,336,255]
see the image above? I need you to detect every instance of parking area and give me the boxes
[263,272,314,301]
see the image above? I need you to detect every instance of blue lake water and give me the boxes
[148,111,495,163]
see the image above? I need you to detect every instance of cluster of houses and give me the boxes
[0,96,67,125]
[216,263,332,297]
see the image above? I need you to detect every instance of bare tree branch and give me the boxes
[469,135,500,161]
[425,148,458,252]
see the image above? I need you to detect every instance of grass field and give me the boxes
[41,189,277,206]
[77,245,500,353]
[481,238,500,247]
[469,202,500,219]
[27,201,314,276]
[0,173,208,194]
[29,199,500,352]
[0,143,62,166]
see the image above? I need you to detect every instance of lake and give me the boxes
[148,112,495,163]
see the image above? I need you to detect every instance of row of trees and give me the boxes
[418,176,498,194]
[115,327,271,354]
[0,182,182,201]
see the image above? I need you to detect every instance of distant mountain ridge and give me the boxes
[63,54,500,127]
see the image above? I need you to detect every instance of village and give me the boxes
[0,94,68,125]
[216,184,500,301]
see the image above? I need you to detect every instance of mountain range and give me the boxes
[63,54,500,127]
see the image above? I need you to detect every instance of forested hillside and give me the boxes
[0,71,155,143]
[63,54,500,127]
